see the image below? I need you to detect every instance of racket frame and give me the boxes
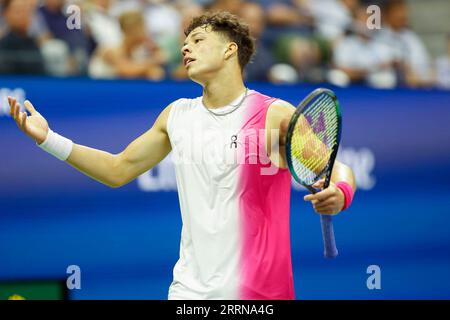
[285,88,342,258]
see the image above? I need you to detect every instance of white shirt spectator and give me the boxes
[109,0,144,18]
[376,27,432,83]
[308,0,353,41]
[333,35,397,88]
[144,1,181,41]
[85,5,123,47]
[143,1,181,68]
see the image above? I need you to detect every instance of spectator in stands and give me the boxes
[0,0,46,75]
[28,0,52,46]
[84,0,123,48]
[329,6,397,88]
[251,0,313,57]
[206,0,242,15]
[26,0,77,77]
[260,0,313,29]
[0,0,51,44]
[109,0,144,18]
[270,34,332,83]
[0,2,4,34]
[238,1,275,82]
[143,0,181,41]
[435,35,450,90]
[242,0,333,83]
[376,0,433,88]
[39,0,90,76]
[307,0,359,42]
[88,10,166,80]
[142,0,182,73]
[170,3,204,80]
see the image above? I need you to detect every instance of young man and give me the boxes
[8,12,356,300]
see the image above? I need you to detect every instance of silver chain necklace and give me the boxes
[202,88,249,117]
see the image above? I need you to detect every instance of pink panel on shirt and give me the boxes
[238,91,295,300]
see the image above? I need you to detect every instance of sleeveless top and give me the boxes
[166,89,294,299]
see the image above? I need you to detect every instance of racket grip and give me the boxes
[320,214,338,258]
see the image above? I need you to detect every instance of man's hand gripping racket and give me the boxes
[285,88,342,258]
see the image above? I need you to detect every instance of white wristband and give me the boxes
[37,129,74,161]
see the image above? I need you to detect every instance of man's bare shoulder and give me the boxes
[269,99,296,115]
[266,98,296,127]
[153,101,175,133]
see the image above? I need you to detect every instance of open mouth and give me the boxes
[184,57,196,67]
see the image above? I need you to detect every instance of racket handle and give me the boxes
[320,214,338,258]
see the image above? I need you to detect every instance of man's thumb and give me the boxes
[24,100,37,115]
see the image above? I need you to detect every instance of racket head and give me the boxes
[285,88,342,189]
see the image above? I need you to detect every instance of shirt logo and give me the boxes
[230,134,238,149]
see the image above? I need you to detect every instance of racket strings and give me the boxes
[290,94,339,185]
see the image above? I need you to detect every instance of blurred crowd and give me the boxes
[0,0,449,89]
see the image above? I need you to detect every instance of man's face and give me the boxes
[181,25,230,83]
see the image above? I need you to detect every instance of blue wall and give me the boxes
[1,77,450,299]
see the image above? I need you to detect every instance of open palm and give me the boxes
[8,97,49,144]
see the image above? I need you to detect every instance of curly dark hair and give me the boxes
[184,11,256,72]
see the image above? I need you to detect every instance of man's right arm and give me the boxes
[66,103,173,188]
[8,96,173,188]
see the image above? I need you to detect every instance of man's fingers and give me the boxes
[8,97,16,117]
[304,193,315,201]
[304,179,326,201]
[8,99,35,132]
[16,111,26,131]
[24,100,37,115]
[304,187,332,201]
[312,197,335,207]
[8,97,21,120]
[20,112,27,129]
[312,178,325,189]
[14,103,20,120]
[7,96,15,107]
[9,101,14,117]
[314,200,336,212]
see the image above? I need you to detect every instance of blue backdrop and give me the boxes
[1,77,450,299]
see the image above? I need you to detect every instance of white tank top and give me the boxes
[166,89,294,300]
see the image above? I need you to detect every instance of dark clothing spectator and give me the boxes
[245,41,275,81]
[38,5,89,53]
[0,30,45,74]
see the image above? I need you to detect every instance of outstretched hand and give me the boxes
[8,97,49,144]
[303,178,345,215]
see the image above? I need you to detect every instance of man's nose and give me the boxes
[182,45,191,56]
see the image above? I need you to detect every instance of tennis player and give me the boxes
[8,12,356,300]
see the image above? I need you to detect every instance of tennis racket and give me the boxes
[285,88,342,259]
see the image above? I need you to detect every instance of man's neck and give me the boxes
[202,72,246,109]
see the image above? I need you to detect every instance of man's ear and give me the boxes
[224,42,238,60]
